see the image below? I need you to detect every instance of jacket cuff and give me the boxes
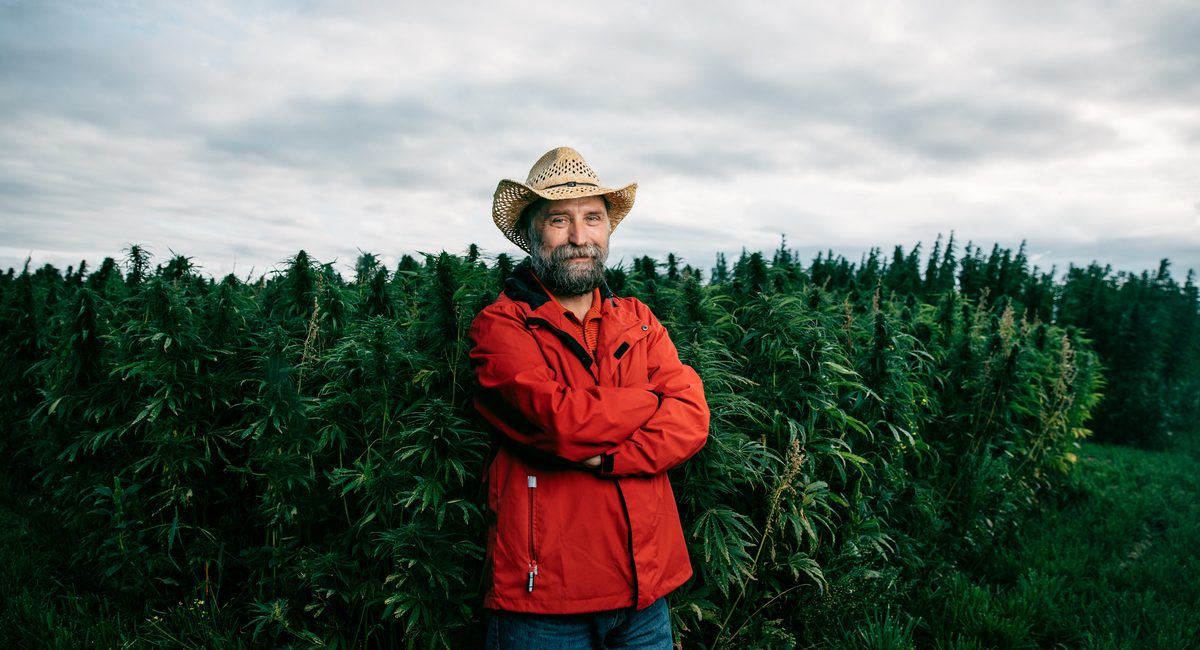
[600,452,615,475]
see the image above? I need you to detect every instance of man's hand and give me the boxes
[580,455,602,469]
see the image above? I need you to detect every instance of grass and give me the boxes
[905,436,1200,650]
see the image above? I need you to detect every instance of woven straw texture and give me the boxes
[493,147,637,252]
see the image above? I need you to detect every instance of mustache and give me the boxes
[548,243,603,263]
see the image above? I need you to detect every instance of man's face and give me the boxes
[528,195,611,296]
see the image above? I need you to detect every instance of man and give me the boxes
[469,147,710,648]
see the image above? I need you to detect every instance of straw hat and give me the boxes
[492,147,637,252]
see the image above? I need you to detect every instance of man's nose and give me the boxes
[567,221,589,246]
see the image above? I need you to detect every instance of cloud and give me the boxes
[1,0,1198,281]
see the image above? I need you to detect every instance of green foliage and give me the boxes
[909,440,1200,649]
[0,239,1193,647]
[1058,261,1199,447]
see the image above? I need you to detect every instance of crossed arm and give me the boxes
[469,309,709,477]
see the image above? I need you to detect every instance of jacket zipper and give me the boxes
[614,480,639,607]
[527,474,539,592]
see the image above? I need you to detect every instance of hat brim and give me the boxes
[492,179,637,253]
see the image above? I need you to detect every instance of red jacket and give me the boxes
[469,263,710,613]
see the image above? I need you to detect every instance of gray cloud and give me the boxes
[2,0,1197,281]
[1128,5,1200,102]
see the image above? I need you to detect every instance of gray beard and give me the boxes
[530,242,608,296]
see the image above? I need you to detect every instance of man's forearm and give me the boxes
[596,391,710,477]
[475,381,661,462]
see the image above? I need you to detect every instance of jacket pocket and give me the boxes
[610,322,654,385]
[613,322,652,360]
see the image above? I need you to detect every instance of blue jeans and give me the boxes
[485,597,672,649]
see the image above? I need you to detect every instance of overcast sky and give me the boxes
[2,0,1198,282]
